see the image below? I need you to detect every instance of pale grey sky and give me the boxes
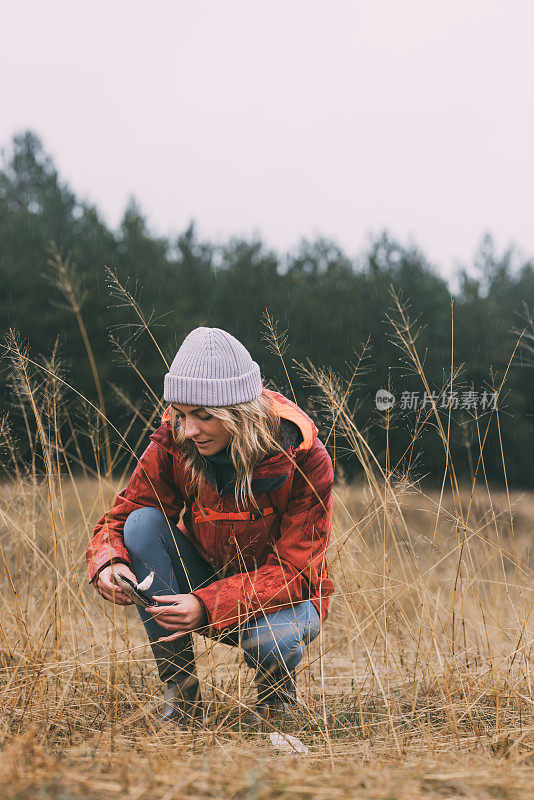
[2,1,533,289]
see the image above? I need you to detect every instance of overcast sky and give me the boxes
[2,1,533,289]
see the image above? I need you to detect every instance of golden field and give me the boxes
[2,473,534,799]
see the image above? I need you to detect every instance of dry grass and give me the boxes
[2,276,534,797]
[2,476,534,798]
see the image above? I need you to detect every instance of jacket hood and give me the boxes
[260,388,318,453]
[159,387,318,455]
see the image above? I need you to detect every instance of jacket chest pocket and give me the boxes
[189,497,225,564]
[223,514,280,570]
[191,495,280,570]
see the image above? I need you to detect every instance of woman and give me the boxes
[87,326,334,726]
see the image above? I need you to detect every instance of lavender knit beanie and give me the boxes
[164,327,263,407]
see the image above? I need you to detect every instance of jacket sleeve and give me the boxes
[86,440,184,583]
[191,441,334,631]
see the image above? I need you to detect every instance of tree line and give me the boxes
[1,131,533,487]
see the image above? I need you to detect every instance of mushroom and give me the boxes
[115,571,155,607]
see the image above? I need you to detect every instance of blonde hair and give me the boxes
[169,389,284,511]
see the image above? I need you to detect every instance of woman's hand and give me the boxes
[95,563,136,606]
[145,594,207,641]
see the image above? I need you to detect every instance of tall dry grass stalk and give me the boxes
[1,279,534,797]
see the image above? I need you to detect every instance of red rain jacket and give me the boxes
[86,388,334,631]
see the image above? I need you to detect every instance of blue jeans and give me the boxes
[123,506,321,684]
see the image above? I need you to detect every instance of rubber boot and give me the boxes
[149,635,203,727]
[254,668,297,721]
[158,677,203,726]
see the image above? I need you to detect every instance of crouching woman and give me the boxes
[86,327,334,725]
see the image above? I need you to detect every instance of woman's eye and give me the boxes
[174,411,211,421]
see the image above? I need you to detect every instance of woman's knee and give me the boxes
[242,619,304,672]
[123,506,168,554]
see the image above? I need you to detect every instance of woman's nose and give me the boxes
[183,418,201,438]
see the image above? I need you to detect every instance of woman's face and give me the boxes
[172,403,231,455]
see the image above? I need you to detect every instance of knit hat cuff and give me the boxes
[164,363,262,407]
